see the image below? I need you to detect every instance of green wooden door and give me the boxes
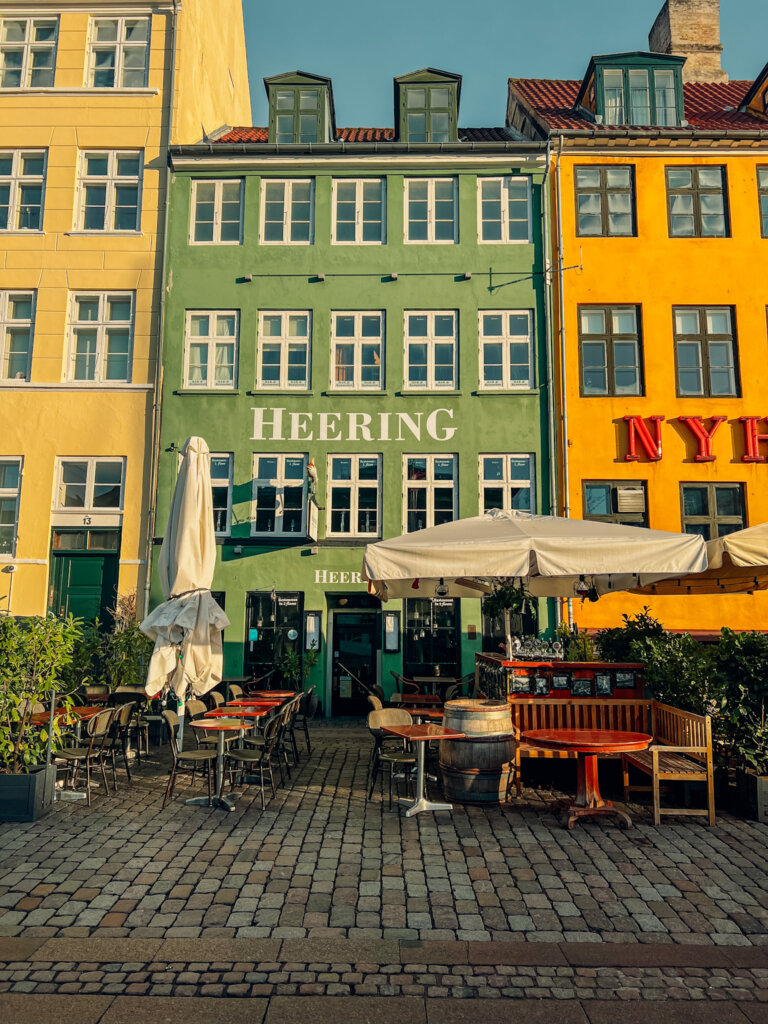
[50,551,119,623]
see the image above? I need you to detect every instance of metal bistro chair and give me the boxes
[389,670,420,696]
[225,712,282,809]
[207,690,225,709]
[105,701,137,787]
[53,708,116,806]
[161,709,217,809]
[291,687,317,756]
[366,708,416,808]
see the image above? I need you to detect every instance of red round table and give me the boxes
[251,690,296,698]
[522,729,652,830]
[189,719,244,811]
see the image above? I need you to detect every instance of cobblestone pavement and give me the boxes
[1,722,768,1017]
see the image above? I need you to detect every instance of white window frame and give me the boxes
[257,310,311,390]
[404,177,457,244]
[260,178,314,245]
[331,178,386,244]
[251,453,308,537]
[326,454,382,538]
[403,454,458,533]
[0,149,45,231]
[478,310,534,390]
[54,457,125,511]
[0,17,58,89]
[76,150,142,232]
[478,454,536,515]
[67,291,135,383]
[87,15,150,89]
[210,453,233,536]
[190,179,243,245]
[0,456,22,557]
[330,310,384,391]
[183,310,239,390]
[404,310,457,390]
[477,175,532,243]
[0,289,35,381]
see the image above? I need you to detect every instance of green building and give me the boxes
[157,69,551,715]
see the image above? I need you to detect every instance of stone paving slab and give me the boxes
[742,1008,768,1024]
[560,941,734,968]
[466,940,567,965]
[101,995,268,1023]
[1,994,112,1024]
[33,938,163,963]
[583,1002,751,1023]
[426,1001,589,1022]
[280,937,400,964]
[264,996,426,1023]
[156,937,281,963]
[0,936,45,960]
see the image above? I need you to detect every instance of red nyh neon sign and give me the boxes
[624,415,664,461]
[740,417,768,463]
[622,415,768,464]
[678,415,726,462]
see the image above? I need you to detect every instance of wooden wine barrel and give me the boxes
[439,698,514,804]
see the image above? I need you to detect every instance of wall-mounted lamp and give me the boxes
[389,272,398,281]
[462,272,472,281]
[243,273,253,282]
[314,273,325,282]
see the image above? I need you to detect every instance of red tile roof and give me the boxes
[213,126,513,144]
[511,78,766,132]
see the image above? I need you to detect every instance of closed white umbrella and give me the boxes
[362,509,707,601]
[141,436,230,702]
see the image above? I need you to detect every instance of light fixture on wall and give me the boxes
[435,578,449,597]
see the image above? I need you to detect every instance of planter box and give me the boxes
[0,764,56,822]
[736,768,768,824]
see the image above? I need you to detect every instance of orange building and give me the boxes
[508,0,768,634]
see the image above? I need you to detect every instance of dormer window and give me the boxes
[275,88,321,144]
[580,54,684,129]
[265,72,335,145]
[405,86,451,142]
[395,69,460,143]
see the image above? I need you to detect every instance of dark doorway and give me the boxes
[49,530,120,623]
[403,598,461,678]
[244,590,303,685]
[331,611,378,716]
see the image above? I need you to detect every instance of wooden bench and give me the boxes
[509,698,652,798]
[622,701,715,826]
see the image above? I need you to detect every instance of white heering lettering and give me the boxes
[319,412,342,441]
[314,570,328,584]
[397,412,422,441]
[351,571,362,584]
[290,411,314,441]
[250,407,457,442]
[328,571,339,583]
[315,569,364,586]
[427,408,456,441]
[348,412,372,441]
[340,571,350,583]
[251,407,285,441]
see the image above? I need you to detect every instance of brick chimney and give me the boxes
[649,0,728,83]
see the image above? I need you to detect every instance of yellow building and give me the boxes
[509,0,768,635]
[0,0,250,618]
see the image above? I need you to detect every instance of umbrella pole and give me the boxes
[177,697,185,749]
[504,608,513,660]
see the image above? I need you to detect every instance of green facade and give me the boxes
[157,87,550,715]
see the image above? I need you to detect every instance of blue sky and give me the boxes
[242,0,767,128]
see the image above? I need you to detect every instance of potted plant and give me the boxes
[0,614,81,821]
[101,594,154,694]
[279,642,319,689]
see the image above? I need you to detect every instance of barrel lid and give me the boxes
[444,699,508,712]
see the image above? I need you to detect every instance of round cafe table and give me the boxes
[522,728,652,830]
[251,690,296,698]
[382,722,465,817]
[189,719,244,811]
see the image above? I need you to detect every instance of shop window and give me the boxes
[404,598,460,678]
[245,590,303,682]
[681,483,745,540]
[583,480,648,527]
[251,454,307,537]
[480,455,535,514]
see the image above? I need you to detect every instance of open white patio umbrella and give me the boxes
[633,521,768,596]
[140,436,230,703]
[362,509,708,602]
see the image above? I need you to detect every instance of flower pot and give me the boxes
[0,764,57,822]
[736,768,768,823]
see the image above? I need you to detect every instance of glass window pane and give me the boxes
[612,308,636,334]
[675,310,700,335]
[483,457,503,480]
[683,486,708,517]
[706,309,731,335]
[580,309,605,335]
[585,484,611,517]
[668,168,692,189]
[407,88,426,108]
[715,487,742,518]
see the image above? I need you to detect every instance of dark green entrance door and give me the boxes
[331,612,378,716]
[49,530,120,623]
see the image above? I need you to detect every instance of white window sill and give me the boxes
[478,238,532,245]
[0,230,44,236]
[176,388,240,395]
[65,231,143,237]
[331,240,385,246]
[258,240,314,246]
[404,239,458,245]
[1,87,158,96]
[189,240,243,247]
[0,381,151,392]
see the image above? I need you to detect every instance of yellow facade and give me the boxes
[0,0,250,617]
[554,143,768,633]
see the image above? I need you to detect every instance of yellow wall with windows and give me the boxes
[0,2,249,616]
[555,145,768,633]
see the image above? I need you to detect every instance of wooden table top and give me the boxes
[409,708,444,720]
[205,708,269,718]
[393,693,442,705]
[226,700,282,707]
[191,719,244,732]
[383,724,465,742]
[30,706,104,726]
[251,691,296,698]
[522,729,652,754]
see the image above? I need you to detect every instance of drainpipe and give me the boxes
[554,134,573,627]
[143,0,180,618]
[541,140,561,632]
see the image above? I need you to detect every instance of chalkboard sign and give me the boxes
[552,674,570,690]
[595,674,612,696]
[571,677,592,697]
[511,674,532,694]
[615,672,635,689]
[534,676,549,695]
